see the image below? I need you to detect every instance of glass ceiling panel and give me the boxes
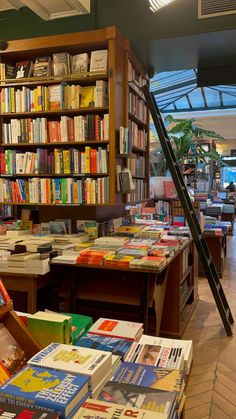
[151,71,236,112]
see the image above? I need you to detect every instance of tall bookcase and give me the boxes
[0,27,149,229]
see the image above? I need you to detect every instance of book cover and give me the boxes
[97,381,176,416]
[125,341,184,371]
[74,398,167,418]
[76,333,133,359]
[48,84,61,110]
[163,181,177,199]
[62,312,93,344]
[33,56,52,77]
[0,323,27,380]
[89,50,108,72]
[52,52,70,76]
[27,342,112,391]
[88,318,143,341]
[72,53,89,74]
[80,86,94,108]
[14,61,32,78]
[112,362,184,402]
[0,365,90,418]
[138,334,193,375]
[49,221,67,235]
[0,402,59,418]
[27,311,72,348]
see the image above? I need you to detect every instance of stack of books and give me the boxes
[0,314,193,418]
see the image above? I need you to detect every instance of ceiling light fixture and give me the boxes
[149,0,175,13]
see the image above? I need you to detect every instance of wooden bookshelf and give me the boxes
[0,26,150,224]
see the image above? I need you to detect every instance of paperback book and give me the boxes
[0,365,90,418]
[138,334,193,375]
[124,341,184,371]
[0,402,59,418]
[97,381,176,417]
[27,342,112,391]
[74,398,168,418]
[112,362,185,406]
[76,333,133,359]
[88,318,143,341]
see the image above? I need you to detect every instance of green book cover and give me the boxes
[27,312,70,348]
[64,312,93,344]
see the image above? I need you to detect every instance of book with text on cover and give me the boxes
[74,398,168,418]
[125,341,184,371]
[33,56,52,77]
[0,365,90,418]
[138,334,193,375]
[97,381,176,417]
[112,361,185,406]
[88,318,143,342]
[27,342,112,391]
[76,333,133,359]
[0,401,59,418]
[89,50,108,72]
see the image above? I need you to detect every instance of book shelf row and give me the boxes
[0,80,108,113]
[0,147,108,176]
[0,176,110,205]
[0,49,109,80]
[2,114,109,144]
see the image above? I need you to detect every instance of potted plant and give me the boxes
[150,115,225,188]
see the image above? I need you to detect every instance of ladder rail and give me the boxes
[143,85,234,336]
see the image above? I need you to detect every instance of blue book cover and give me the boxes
[112,362,184,394]
[76,334,132,359]
[0,365,90,419]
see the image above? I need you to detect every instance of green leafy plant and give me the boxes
[150,115,225,177]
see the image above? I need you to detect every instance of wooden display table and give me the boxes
[50,241,198,338]
[0,272,52,314]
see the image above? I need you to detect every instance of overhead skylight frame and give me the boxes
[149,0,176,13]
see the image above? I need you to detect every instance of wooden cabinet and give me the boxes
[0,27,149,226]
[160,242,198,338]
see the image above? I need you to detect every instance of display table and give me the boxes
[50,241,198,338]
[0,271,52,313]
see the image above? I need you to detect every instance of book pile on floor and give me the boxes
[0,297,193,419]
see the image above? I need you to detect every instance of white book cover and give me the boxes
[88,318,143,341]
[28,342,112,390]
[124,340,185,371]
[74,399,167,419]
[138,334,193,374]
[89,50,108,72]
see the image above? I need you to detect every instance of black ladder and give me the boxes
[142,85,234,336]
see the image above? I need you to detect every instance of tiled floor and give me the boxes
[184,233,236,418]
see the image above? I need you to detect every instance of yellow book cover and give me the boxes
[62,149,70,174]
[85,146,91,173]
[10,87,15,112]
[80,86,94,108]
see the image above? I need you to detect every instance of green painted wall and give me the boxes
[0,0,235,71]
[1,0,236,42]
